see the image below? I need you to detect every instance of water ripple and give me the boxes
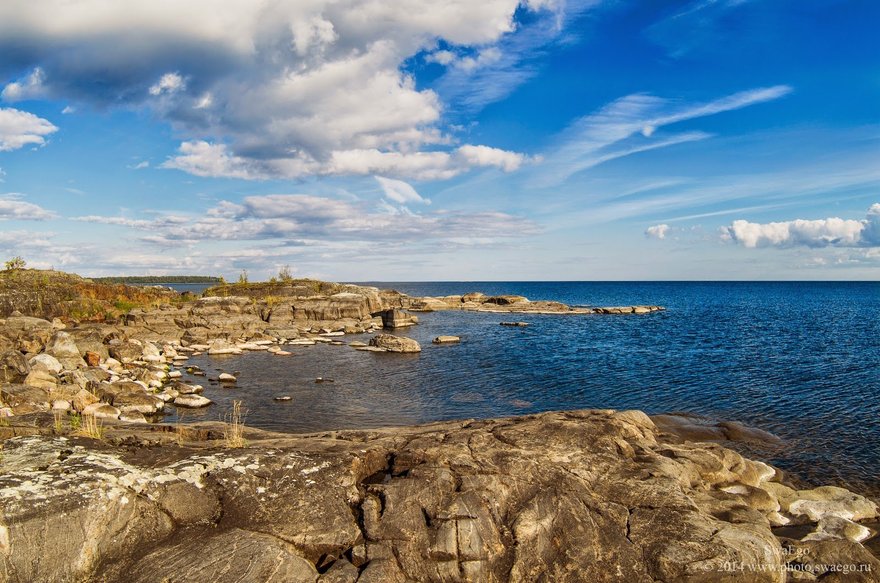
[175,282,880,495]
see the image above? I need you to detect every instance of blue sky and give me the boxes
[0,0,877,280]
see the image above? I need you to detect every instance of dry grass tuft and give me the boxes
[73,414,105,439]
[53,409,65,434]
[223,400,247,448]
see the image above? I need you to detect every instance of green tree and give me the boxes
[237,270,248,284]
[4,256,25,271]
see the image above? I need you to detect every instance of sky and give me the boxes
[0,0,878,281]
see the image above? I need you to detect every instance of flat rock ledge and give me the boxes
[1,409,877,583]
[404,293,664,315]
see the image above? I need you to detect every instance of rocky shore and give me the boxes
[1,409,878,582]
[1,269,877,582]
[0,270,666,426]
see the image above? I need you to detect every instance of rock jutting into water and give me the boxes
[402,292,665,315]
[0,409,877,582]
[368,334,422,353]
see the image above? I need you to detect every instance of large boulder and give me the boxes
[0,384,50,413]
[23,368,58,391]
[0,350,30,382]
[108,339,145,363]
[97,381,164,415]
[2,316,53,335]
[379,309,418,329]
[368,334,421,353]
[45,332,84,370]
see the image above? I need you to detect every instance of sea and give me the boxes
[170,281,880,495]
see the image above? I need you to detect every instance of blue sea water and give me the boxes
[179,282,880,494]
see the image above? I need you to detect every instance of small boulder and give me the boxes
[72,389,99,412]
[788,486,878,523]
[368,334,421,353]
[119,411,148,423]
[432,336,461,344]
[108,339,144,363]
[803,516,874,543]
[45,332,84,370]
[0,350,31,382]
[174,394,213,408]
[81,402,120,419]
[83,351,101,367]
[172,382,203,395]
[218,373,237,383]
[29,353,63,374]
[208,340,243,355]
[24,368,58,390]
[115,392,165,415]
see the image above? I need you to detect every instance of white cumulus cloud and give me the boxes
[0,0,545,180]
[722,204,880,248]
[0,108,58,151]
[645,224,670,240]
[455,144,527,172]
[148,72,185,96]
[1,68,48,101]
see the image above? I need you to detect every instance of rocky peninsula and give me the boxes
[0,269,877,582]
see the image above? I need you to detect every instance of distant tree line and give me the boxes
[92,275,222,284]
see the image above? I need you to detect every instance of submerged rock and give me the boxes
[432,335,461,344]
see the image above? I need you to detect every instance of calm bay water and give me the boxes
[176,282,880,494]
